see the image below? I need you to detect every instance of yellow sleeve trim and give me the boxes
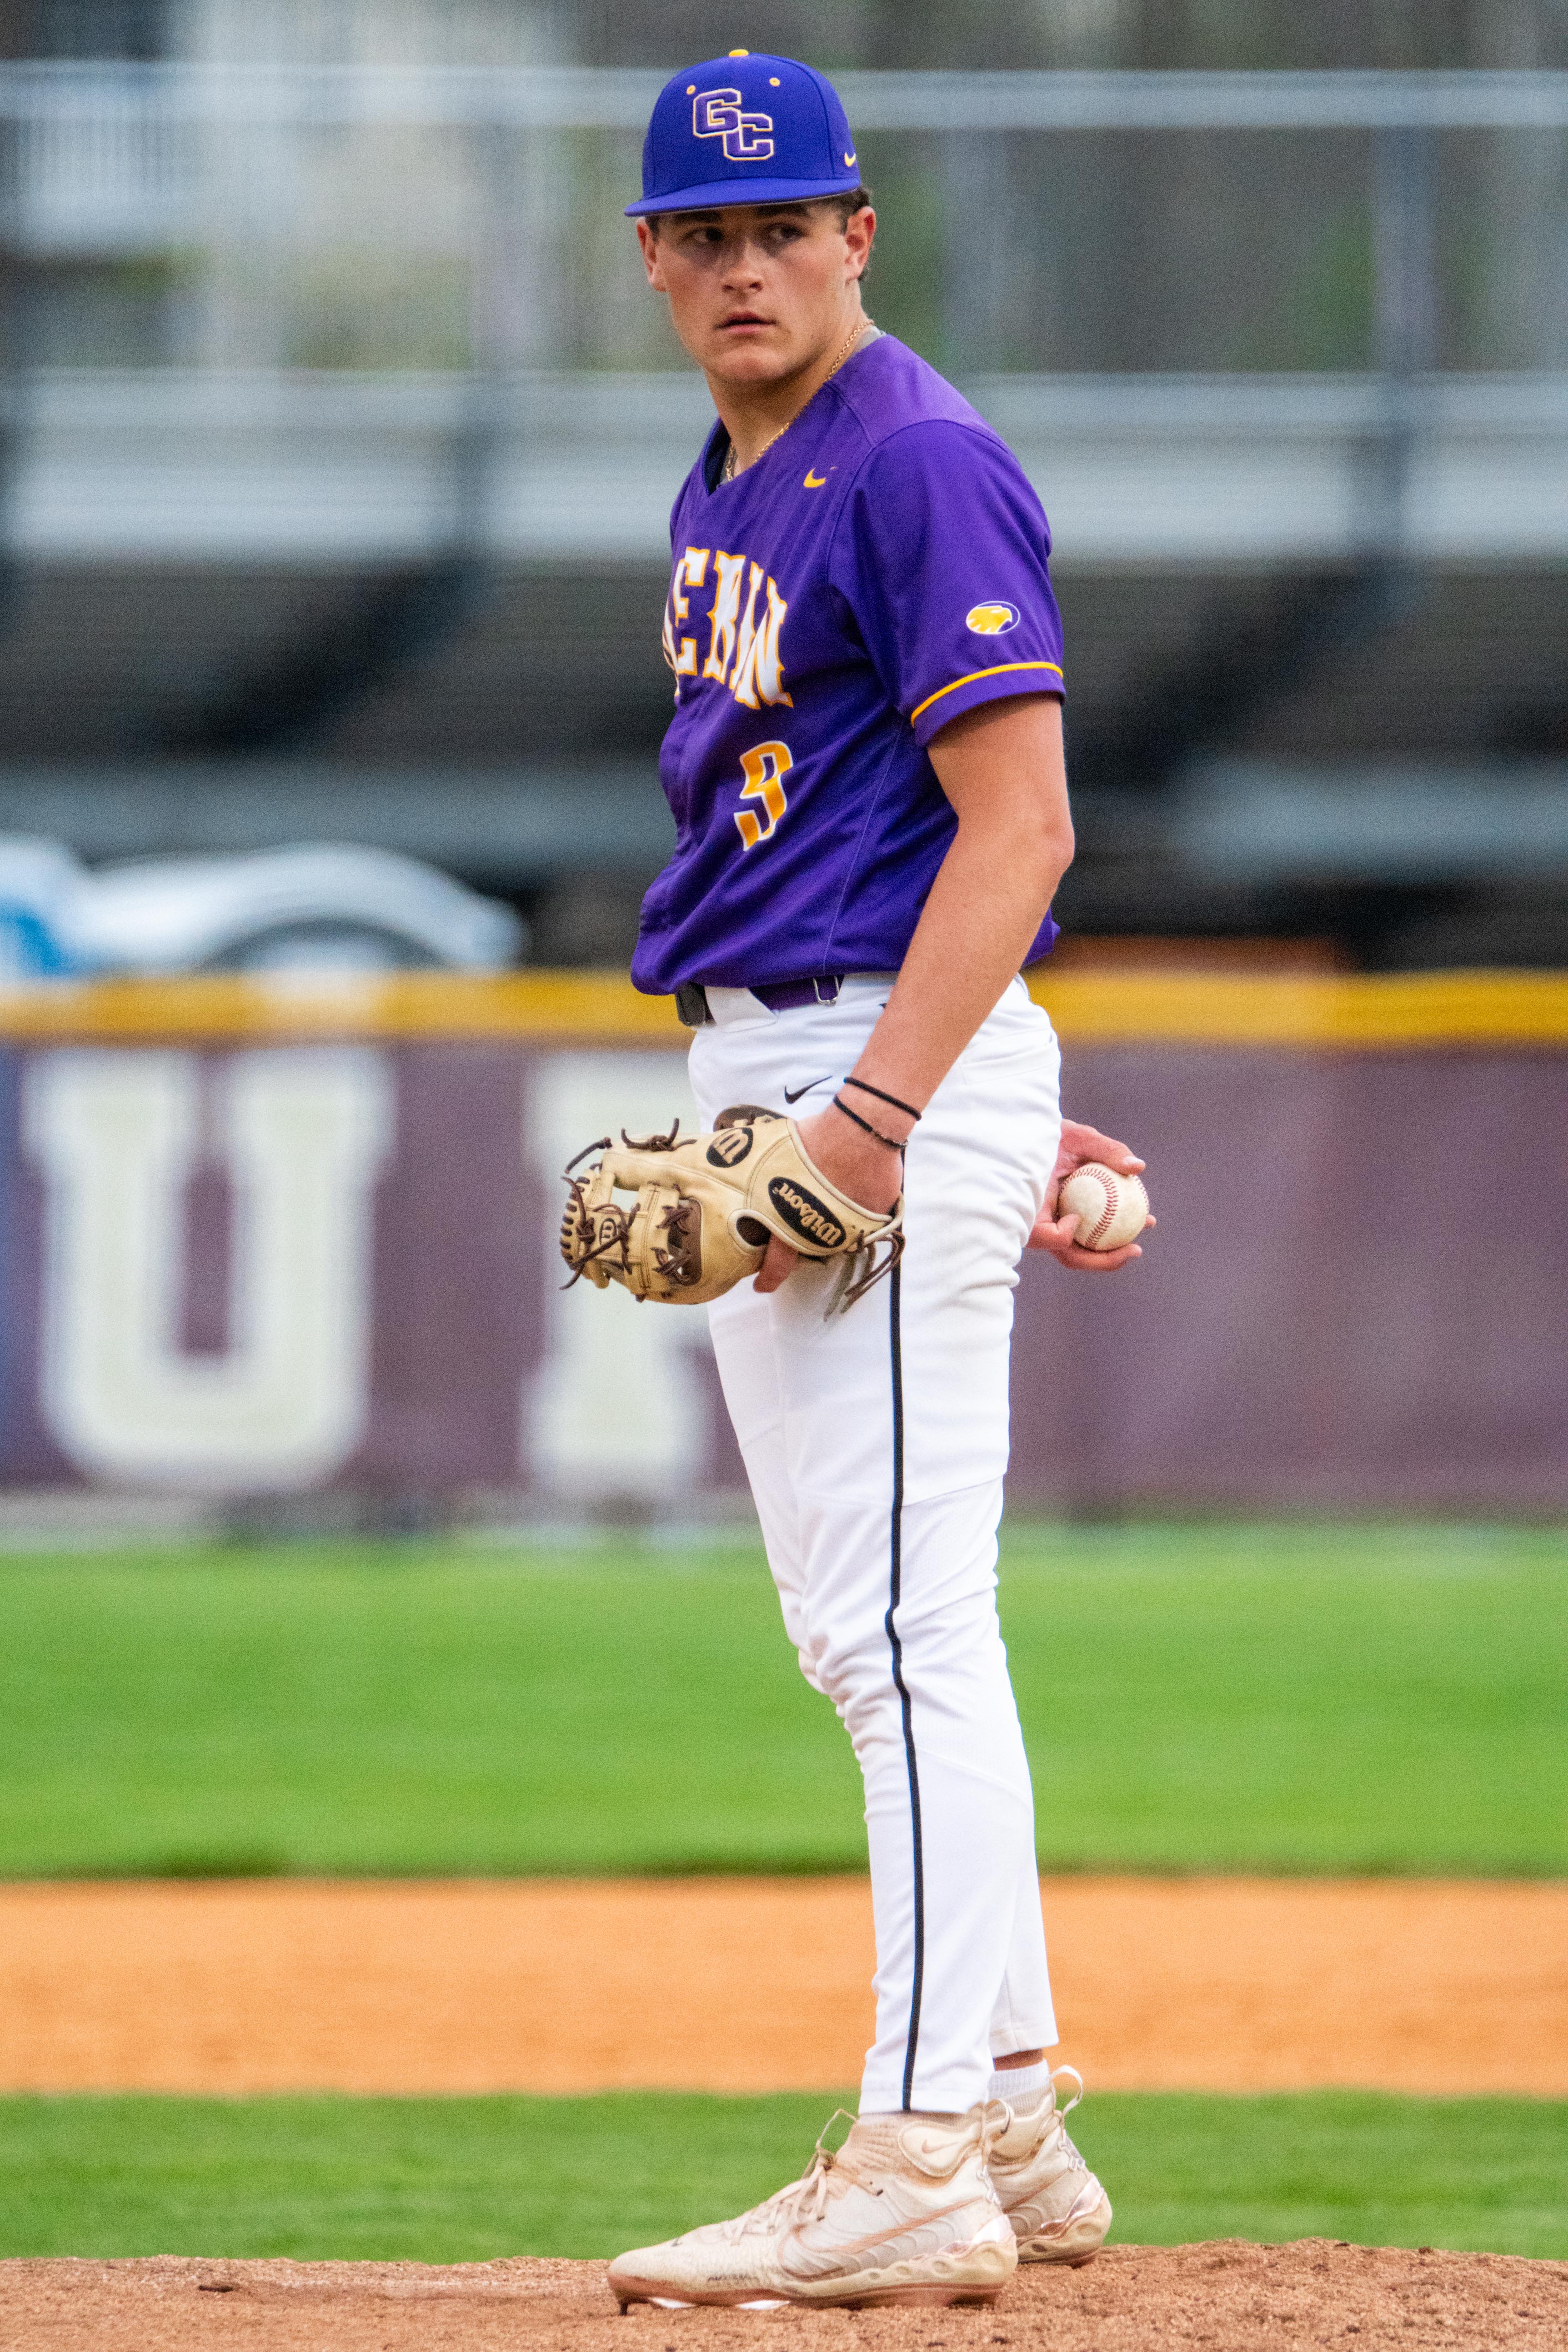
[910,660,1064,724]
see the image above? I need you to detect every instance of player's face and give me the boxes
[636,202,874,390]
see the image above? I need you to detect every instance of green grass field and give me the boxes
[0,2091,1562,2262]
[0,1518,1561,2264]
[0,1519,1560,1877]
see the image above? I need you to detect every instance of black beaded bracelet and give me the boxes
[842,1075,922,1122]
[832,1093,905,1151]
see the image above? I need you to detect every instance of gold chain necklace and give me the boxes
[720,315,875,484]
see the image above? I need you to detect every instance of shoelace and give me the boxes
[1047,2067,1090,2170]
[1051,2066,1085,2118]
[983,2068,1089,2170]
[975,2103,1009,2169]
[716,2148,838,2241]
[717,2108,995,2242]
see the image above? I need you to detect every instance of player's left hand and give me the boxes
[754,1103,902,1295]
[1029,1120,1154,1272]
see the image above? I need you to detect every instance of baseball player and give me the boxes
[595,50,1151,2313]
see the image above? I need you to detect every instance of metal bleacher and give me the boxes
[3,64,1568,964]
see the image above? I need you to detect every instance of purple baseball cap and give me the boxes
[626,50,862,217]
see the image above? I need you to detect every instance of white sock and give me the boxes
[988,2060,1054,2105]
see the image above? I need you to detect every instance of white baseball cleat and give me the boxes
[606,2107,1018,2311]
[984,2067,1113,2264]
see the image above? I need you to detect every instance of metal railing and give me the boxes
[3,62,1568,125]
[2,67,1564,357]
[3,68,1566,567]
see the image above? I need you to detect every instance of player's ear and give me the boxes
[636,217,667,290]
[843,205,875,280]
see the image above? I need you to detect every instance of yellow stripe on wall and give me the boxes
[0,971,685,1044]
[1028,967,1568,1048]
[0,968,1559,1047]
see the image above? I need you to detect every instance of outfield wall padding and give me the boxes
[0,978,1559,1515]
[1013,1046,1566,1513]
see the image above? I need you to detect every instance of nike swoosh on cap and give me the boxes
[782,1076,832,1103]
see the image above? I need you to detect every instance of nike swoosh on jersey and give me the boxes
[782,1076,832,1103]
[803,469,828,489]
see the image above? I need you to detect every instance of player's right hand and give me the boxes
[1029,1120,1154,1271]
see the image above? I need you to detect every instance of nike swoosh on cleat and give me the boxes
[782,1076,832,1103]
[804,470,828,488]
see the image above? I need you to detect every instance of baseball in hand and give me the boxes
[1057,1162,1151,1252]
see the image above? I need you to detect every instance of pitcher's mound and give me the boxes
[3,2241,1563,2351]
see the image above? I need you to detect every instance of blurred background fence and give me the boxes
[0,2,1562,1522]
[2,3,1568,966]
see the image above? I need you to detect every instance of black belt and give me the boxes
[676,976,845,1027]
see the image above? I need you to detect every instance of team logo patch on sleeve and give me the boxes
[965,601,1021,636]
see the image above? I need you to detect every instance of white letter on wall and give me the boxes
[526,1052,716,1506]
[26,1049,393,1490]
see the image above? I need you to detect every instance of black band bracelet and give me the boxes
[842,1075,922,1122]
[832,1093,905,1151]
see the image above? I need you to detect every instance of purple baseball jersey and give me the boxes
[631,334,1065,997]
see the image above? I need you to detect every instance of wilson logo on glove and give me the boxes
[766,1178,845,1250]
[560,1113,902,1315]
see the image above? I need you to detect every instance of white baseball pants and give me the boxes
[688,975,1062,2116]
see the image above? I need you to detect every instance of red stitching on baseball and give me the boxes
[1083,1171,1120,1248]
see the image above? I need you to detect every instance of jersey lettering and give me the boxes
[662,547,710,678]
[729,565,792,710]
[703,551,749,681]
[734,741,792,850]
[678,544,792,711]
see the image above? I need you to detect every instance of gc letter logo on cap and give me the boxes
[626,50,863,217]
[693,88,776,161]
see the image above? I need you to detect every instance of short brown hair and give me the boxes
[827,185,874,230]
[646,187,873,238]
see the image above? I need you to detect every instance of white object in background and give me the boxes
[525,1052,717,1507]
[65,844,522,973]
[0,836,523,976]
[1057,1162,1151,1252]
[0,838,86,976]
[26,1049,393,1490]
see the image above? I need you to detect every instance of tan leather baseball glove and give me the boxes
[560,1109,903,1314]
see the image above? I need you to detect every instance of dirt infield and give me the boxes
[0,1877,1563,2094]
[3,2245,1564,2352]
